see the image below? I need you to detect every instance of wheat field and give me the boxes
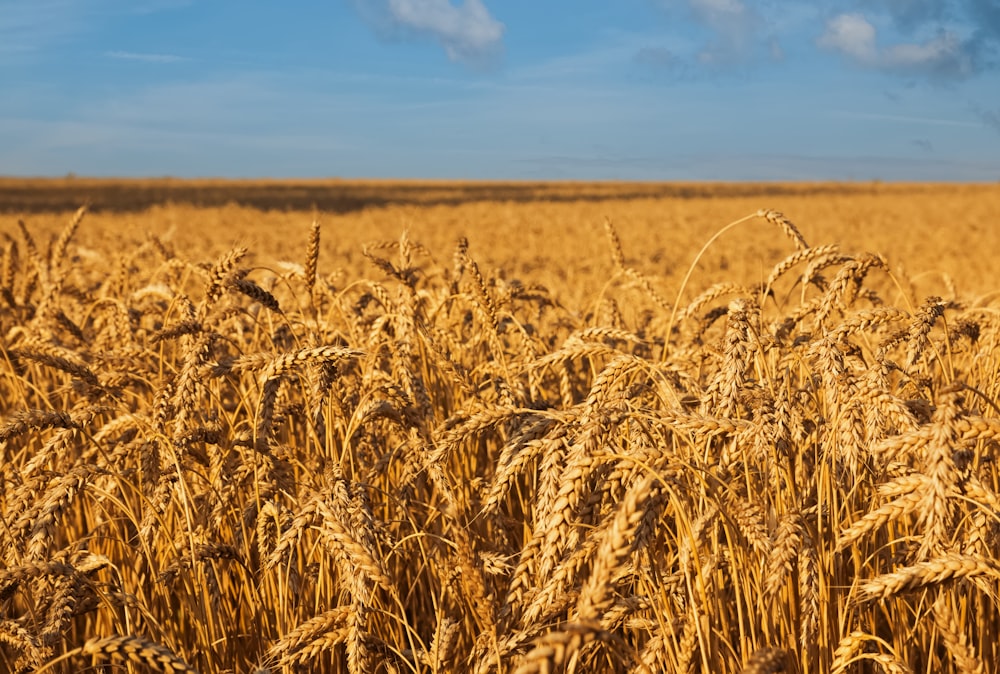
[2,183,1000,673]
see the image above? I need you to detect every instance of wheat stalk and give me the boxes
[853,553,1000,603]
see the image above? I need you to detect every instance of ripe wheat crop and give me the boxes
[2,186,1000,674]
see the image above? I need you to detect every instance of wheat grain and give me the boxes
[78,635,198,674]
[305,219,321,291]
[933,595,984,674]
[512,621,604,674]
[854,553,1000,603]
[765,512,803,598]
[577,472,661,621]
[740,647,788,674]
[758,209,809,251]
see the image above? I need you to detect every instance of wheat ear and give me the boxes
[37,635,198,674]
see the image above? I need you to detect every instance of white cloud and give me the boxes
[353,0,504,67]
[652,0,772,66]
[693,0,755,61]
[883,32,966,70]
[690,0,750,27]
[105,50,188,63]
[819,12,973,78]
[818,13,877,62]
[0,1,194,59]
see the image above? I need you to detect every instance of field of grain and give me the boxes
[2,182,1000,673]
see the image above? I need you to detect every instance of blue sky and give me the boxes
[2,0,1000,180]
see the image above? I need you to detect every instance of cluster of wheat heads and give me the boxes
[1,205,999,674]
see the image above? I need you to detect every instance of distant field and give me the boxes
[2,182,1000,673]
[7,180,1000,302]
[0,176,985,213]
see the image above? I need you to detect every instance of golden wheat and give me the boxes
[1,187,999,673]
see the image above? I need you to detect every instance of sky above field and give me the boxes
[2,1,1000,180]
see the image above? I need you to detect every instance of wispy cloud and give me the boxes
[869,0,949,31]
[0,1,195,59]
[350,0,504,67]
[870,0,1000,48]
[818,14,878,62]
[827,0,1000,78]
[105,50,188,63]
[0,0,87,56]
[639,1,999,79]
[634,46,676,69]
[648,0,785,68]
[831,109,983,127]
[972,105,1000,133]
[818,12,973,79]
[688,0,759,63]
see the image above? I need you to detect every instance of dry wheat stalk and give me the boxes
[709,298,754,419]
[720,490,771,553]
[816,253,888,326]
[603,217,627,272]
[765,512,803,598]
[8,342,100,387]
[867,654,913,674]
[424,617,460,670]
[15,219,47,306]
[305,218,321,292]
[828,306,909,344]
[765,243,840,294]
[1,238,18,302]
[199,246,247,317]
[19,465,93,560]
[39,575,91,647]
[0,619,46,672]
[740,647,788,674]
[830,630,871,673]
[227,277,281,312]
[797,525,819,656]
[853,553,1000,603]
[932,595,985,674]
[49,206,86,274]
[675,609,701,674]
[836,485,925,552]
[512,621,605,674]
[917,389,963,558]
[679,282,754,323]
[577,472,661,621]
[484,418,563,516]
[267,607,352,668]
[315,496,392,592]
[0,408,77,442]
[758,209,809,251]
[75,635,198,674]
